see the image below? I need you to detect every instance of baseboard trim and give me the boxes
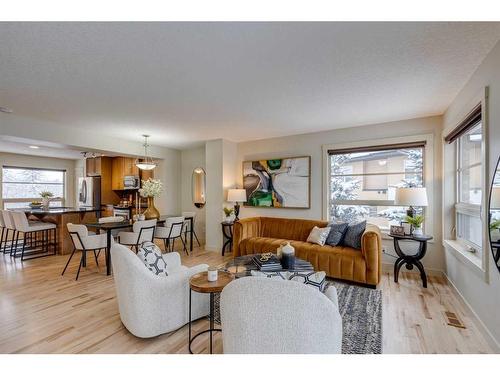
[443,273,500,353]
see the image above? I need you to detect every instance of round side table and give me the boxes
[388,234,433,288]
[188,270,234,354]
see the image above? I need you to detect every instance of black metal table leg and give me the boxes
[190,217,193,252]
[106,230,112,276]
[392,236,430,288]
[188,290,221,354]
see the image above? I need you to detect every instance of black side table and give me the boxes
[221,221,234,256]
[388,234,433,288]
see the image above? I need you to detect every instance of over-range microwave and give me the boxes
[123,175,140,189]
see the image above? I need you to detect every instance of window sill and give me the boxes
[443,239,486,280]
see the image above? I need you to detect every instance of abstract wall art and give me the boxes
[242,156,310,208]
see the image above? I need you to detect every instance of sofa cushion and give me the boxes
[306,226,331,246]
[342,221,367,250]
[325,222,349,246]
[137,241,168,277]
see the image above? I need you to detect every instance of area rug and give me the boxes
[212,280,382,354]
[327,281,382,354]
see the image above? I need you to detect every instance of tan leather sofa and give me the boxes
[233,217,382,287]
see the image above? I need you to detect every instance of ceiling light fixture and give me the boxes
[29,145,40,149]
[135,135,156,171]
[0,106,13,114]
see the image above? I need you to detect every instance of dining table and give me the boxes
[85,215,194,276]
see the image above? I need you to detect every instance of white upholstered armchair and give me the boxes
[111,243,209,338]
[220,277,343,354]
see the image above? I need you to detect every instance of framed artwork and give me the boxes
[242,156,311,209]
[390,225,405,236]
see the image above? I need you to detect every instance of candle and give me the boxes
[207,267,218,282]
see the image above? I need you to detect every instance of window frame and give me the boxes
[1,166,66,209]
[442,87,489,277]
[454,122,483,254]
[322,134,434,238]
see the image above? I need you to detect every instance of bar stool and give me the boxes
[64,223,111,280]
[118,219,157,252]
[182,211,201,248]
[10,211,57,261]
[154,216,187,254]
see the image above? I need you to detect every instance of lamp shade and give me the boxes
[394,187,428,207]
[491,187,500,209]
[227,189,247,203]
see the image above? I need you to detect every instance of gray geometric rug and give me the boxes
[327,281,382,354]
[212,280,382,354]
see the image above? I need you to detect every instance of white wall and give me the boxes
[236,116,444,272]
[443,40,500,348]
[0,152,78,207]
[181,145,206,243]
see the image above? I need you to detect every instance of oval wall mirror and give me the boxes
[489,156,500,273]
[192,167,206,209]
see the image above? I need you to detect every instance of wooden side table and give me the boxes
[221,221,234,256]
[388,234,433,288]
[188,271,234,354]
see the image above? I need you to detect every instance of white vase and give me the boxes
[413,227,423,236]
[42,197,50,208]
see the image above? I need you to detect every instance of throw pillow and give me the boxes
[288,271,327,292]
[306,226,331,246]
[137,241,168,277]
[342,220,367,250]
[325,222,349,246]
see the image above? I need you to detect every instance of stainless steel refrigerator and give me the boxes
[77,176,101,208]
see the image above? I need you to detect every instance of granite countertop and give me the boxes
[13,207,103,214]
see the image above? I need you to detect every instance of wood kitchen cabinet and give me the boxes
[112,157,139,190]
[86,157,102,176]
[140,169,154,183]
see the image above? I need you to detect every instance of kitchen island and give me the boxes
[13,207,102,255]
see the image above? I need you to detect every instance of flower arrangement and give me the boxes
[405,214,424,229]
[223,207,234,218]
[40,191,54,198]
[139,178,163,198]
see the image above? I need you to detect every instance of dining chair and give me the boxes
[118,219,157,252]
[10,211,57,261]
[1,210,16,254]
[98,216,125,238]
[154,216,187,254]
[182,211,201,248]
[63,223,111,280]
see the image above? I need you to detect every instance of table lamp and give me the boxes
[227,189,247,221]
[394,187,428,217]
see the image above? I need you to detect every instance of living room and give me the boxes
[1,1,500,372]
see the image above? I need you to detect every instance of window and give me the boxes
[328,142,425,230]
[1,167,65,209]
[455,122,483,254]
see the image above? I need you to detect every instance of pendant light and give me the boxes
[135,135,156,170]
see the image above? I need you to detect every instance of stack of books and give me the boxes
[290,258,314,271]
[252,254,282,271]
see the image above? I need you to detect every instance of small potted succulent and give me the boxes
[405,214,424,236]
[40,191,54,208]
[223,207,234,223]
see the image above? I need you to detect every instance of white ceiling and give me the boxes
[1,22,500,150]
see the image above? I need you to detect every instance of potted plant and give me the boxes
[223,207,234,222]
[139,178,163,220]
[405,214,424,236]
[40,191,54,208]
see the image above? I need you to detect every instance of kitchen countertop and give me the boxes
[13,207,103,214]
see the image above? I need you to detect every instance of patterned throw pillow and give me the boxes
[325,222,349,246]
[306,226,331,246]
[342,220,367,250]
[251,270,327,292]
[137,241,168,277]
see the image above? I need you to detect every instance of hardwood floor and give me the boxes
[0,243,496,354]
